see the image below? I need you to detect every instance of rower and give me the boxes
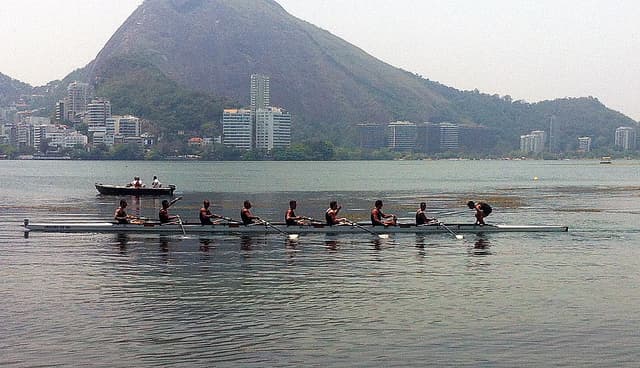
[285,200,306,226]
[159,197,181,224]
[371,200,397,227]
[416,202,437,225]
[152,176,161,188]
[325,201,348,226]
[128,176,144,188]
[241,200,260,225]
[467,200,492,225]
[199,199,222,225]
[114,199,134,224]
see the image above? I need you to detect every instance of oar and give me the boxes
[257,218,299,240]
[346,220,389,239]
[215,215,242,224]
[438,222,464,240]
[176,215,186,235]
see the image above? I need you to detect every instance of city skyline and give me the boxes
[0,0,638,121]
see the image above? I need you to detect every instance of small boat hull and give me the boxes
[95,183,176,196]
[23,220,569,235]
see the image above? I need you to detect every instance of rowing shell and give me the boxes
[22,220,568,235]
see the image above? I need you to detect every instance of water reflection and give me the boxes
[470,236,492,256]
[324,238,339,251]
[116,233,129,254]
[199,237,213,252]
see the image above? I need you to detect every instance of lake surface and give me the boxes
[1,159,639,367]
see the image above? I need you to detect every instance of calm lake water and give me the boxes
[1,159,639,367]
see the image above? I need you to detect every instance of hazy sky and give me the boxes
[0,0,637,120]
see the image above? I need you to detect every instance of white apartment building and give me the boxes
[614,126,637,150]
[387,121,417,151]
[520,130,546,153]
[86,99,112,132]
[222,109,253,150]
[250,74,270,117]
[439,123,459,151]
[577,136,592,152]
[255,107,291,151]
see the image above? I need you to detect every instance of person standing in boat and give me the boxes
[159,197,182,224]
[241,200,261,225]
[285,200,306,226]
[416,202,437,225]
[114,199,134,224]
[371,200,397,227]
[152,176,161,188]
[200,199,222,225]
[467,200,492,225]
[325,201,348,226]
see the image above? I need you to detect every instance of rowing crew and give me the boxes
[115,198,493,226]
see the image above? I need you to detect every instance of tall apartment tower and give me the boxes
[222,108,253,150]
[255,107,291,151]
[439,123,459,151]
[387,121,417,151]
[250,74,270,117]
[614,126,637,150]
[86,99,112,132]
[66,81,90,123]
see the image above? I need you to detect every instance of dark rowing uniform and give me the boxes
[115,207,129,224]
[285,209,297,226]
[416,209,433,225]
[200,208,213,225]
[241,208,255,225]
[371,208,386,226]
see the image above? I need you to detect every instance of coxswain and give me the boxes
[325,201,348,226]
[200,199,222,225]
[241,200,260,225]
[285,200,306,226]
[114,199,134,224]
[467,200,492,225]
[416,202,437,225]
[371,200,397,227]
[159,197,182,224]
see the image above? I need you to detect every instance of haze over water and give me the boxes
[2,160,639,367]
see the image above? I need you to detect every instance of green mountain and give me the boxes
[0,72,32,106]
[15,0,638,152]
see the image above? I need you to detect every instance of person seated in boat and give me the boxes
[114,199,135,224]
[127,176,144,188]
[285,200,307,226]
[241,200,261,225]
[200,199,222,225]
[416,202,437,225]
[325,201,349,226]
[467,200,492,225]
[371,200,397,227]
[159,197,182,224]
[151,176,161,188]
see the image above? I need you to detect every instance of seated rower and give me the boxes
[152,176,161,188]
[371,200,397,227]
[325,200,349,226]
[241,200,261,225]
[416,202,437,225]
[114,199,135,224]
[285,200,307,226]
[159,197,182,224]
[200,199,222,225]
[467,200,492,225]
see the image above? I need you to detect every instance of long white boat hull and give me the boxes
[22,220,568,235]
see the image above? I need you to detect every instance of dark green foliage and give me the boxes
[93,54,231,138]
